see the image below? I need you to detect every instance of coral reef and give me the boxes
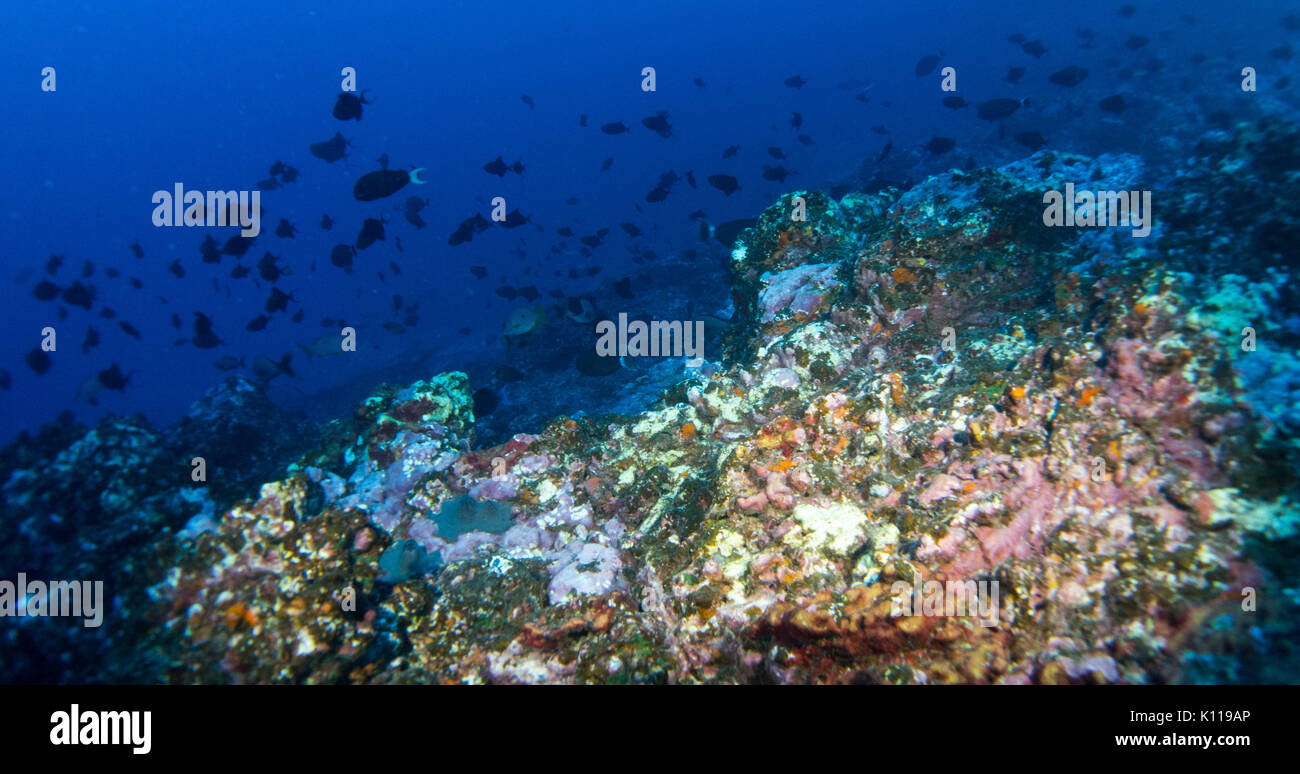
[4,121,1299,684]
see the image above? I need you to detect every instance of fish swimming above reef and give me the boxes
[1004,66,1026,84]
[642,111,673,138]
[483,156,525,177]
[915,53,942,76]
[310,132,349,162]
[708,174,740,195]
[1049,65,1089,87]
[926,135,956,154]
[356,218,386,249]
[332,91,372,120]
[977,97,1027,120]
[354,167,427,201]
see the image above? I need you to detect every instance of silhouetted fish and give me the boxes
[81,326,100,353]
[98,363,129,391]
[600,157,614,171]
[1014,131,1046,150]
[708,174,740,195]
[642,111,672,138]
[354,168,425,201]
[130,241,143,259]
[762,165,795,181]
[1021,39,1047,57]
[1099,94,1126,113]
[1004,66,1026,84]
[320,214,334,230]
[484,156,525,177]
[192,312,221,349]
[61,281,94,309]
[621,222,642,237]
[247,314,270,332]
[33,280,59,301]
[25,348,52,375]
[357,218,386,249]
[977,97,1026,120]
[1049,66,1088,87]
[310,132,349,162]
[942,96,968,109]
[926,136,956,154]
[722,145,739,158]
[118,321,141,340]
[265,287,291,314]
[521,93,534,108]
[784,74,806,89]
[330,244,356,272]
[915,54,941,76]
[601,121,628,134]
[333,91,372,120]
[275,218,296,238]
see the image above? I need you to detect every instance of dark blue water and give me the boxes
[1,0,1294,440]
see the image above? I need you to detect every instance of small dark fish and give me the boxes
[0,369,9,390]
[1007,32,1026,44]
[279,165,298,183]
[80,260,94,279]
[579,113,588,127]
[871,124,888,135]
[791,112,803,129]
[689,209,708,221]
[1270,43,1294,61]
[330,244,356,273]
[25,348,52,375]
[521,93,534,108]
[214,356,245,371]
[1124,35,1149,51]
[694,77,705,87]
[565,197,579,205]
[33,280,59,301]
[1284,14,1300,31]
[192,313,221,349]
[926,136,955,154]
[129,277,143,289]
[258,252,285,282]
[321,214,334,230]
[1118,4,1136,17]
[768,146,785,159]
[470,266,488,280]
[275,218,296,238]
[600,157,614,172]
[265,287,291,314]
[642,111,672,138]
[61,281,95,309]
[877,142,893,161]
[222,235,255,257]
[601,121,628,135]
[708,174,740,196]
[614,277,634,298]
[500,209,530,228]
[942,95,968,109]
[556,226,574,237]
[118,321,141,340]
[1004,66,1026,84]
[171,313,181,328]
[472,387,499,416]
[106,268,119,278]
[230,265,250,279]
[686,170,698,188]
[621,222,642,237]
[977,97,1026,120]
[45,254,63,275]
[309,132,349,163]
[494,364,525,382]
[97,363,129,391]
[246,314,270,332]
[292,309,304,323]
[354,168,423,201]
[129,241,144,259]
[762,165,794,182]
[1014,131,1046,150]
[484,156,525,177]
[1099,94,1126,113]
[915,54,941,76]
[332,91,372,121]
[99,307,117,318]
[81,326,100,353]
[1021,39,1047,58]
[722,145,739,158]
[356,218,386,249]
[518,285,539,302]
[784,74,806,89]
[1049,66,1089,87]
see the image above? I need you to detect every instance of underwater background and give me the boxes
[2,0,1299,683]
